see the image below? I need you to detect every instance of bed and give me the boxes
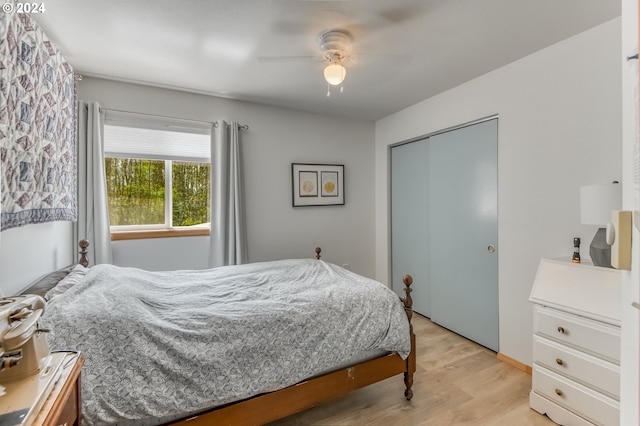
[26,240,416,426]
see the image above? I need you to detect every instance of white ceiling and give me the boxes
[33,0,621,121]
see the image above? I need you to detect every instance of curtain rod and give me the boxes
[213,121,250,131]
[100,107,213,126]
[99,107,249,130]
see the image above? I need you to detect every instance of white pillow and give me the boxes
[45,264,88,301]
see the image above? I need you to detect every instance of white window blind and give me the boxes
[103,110,211,162]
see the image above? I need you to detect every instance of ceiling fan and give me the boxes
[318,29,352,95]
[259,1,422,96]
[258,27,355,96]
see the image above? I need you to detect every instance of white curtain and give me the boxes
[209,120,247,267]
[74,101,113,265]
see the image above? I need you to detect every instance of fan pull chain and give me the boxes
[326,83,345,97]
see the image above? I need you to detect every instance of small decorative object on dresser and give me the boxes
[572,237,581,264]
[529,258,621,426]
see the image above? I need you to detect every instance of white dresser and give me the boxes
[529,258,621,426]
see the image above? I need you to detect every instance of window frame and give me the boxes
[103,112,212,241]
[110,227,210,241]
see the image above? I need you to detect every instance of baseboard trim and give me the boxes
[497,352,532,375]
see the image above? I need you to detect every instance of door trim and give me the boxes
[389,114,499,149]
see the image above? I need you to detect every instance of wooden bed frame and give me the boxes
[76,241,417,426]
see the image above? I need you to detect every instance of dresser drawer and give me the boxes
[532,365,619,426]
[534,305,620,363]
[534,335,619,400]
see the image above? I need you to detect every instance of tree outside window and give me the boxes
[105,158,210,228]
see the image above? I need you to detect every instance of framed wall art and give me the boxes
[292,163,344,207]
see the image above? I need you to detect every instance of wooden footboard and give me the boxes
[171,273,416,426]
[401,274,416,400]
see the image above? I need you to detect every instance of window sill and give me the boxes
[111,228,210,241]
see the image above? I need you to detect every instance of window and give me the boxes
[103,112,211,239]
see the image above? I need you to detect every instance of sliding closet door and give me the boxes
[391,139,430,316]
[429,119,498,351]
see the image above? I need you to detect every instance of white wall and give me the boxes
[0,18,623,374]
[375,19,622,365]
[0,221,74,295]
[78,78,377,276]
[620,0,638,423]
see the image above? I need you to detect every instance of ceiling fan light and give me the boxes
[324,63,346,86]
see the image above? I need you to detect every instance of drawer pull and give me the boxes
[555,388,564,396]
[555,358,564,366]
[557,326,566,334]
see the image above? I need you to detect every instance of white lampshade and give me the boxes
[580,183,621,225]
[324,62,346,86]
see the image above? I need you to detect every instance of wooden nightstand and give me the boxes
[34,353,84,426]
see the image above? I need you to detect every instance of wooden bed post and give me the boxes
[402,274,416,400]
[79,239,89,267]
[315,247,322,260]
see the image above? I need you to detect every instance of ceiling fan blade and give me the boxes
[260,1,426,69]
[257,55,323,62]
[293,0,358,3]
[270,21,310,36]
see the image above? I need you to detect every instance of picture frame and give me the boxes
[292,163,344,207]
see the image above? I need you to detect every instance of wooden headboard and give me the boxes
[21,239,90,296]
[79,239,89,267]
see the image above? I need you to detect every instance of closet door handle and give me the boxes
[487,245,495,253]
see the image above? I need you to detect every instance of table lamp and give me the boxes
[579,182,621,267]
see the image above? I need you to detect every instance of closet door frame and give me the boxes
[390,115,499,350]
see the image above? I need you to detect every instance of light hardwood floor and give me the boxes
[269,314,556,426]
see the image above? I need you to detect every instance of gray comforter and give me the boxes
[41,259,411,425]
